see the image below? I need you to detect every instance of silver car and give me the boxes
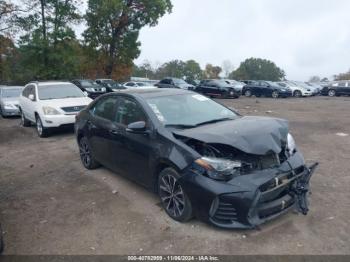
[0,86,23,117]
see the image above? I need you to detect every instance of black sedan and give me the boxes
[71,79,107,99]
[242,81,292,98]
[320,81,350,97]
[75,89,317,229]
[195,79,240,98]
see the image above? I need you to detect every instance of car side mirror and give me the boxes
[126,121,147,134]
[28,94,35,101]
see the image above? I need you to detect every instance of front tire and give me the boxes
[328,89,336,97]
[293,90,302,97]
[272,90,279,98]
[158,168,193,222]
[244,89,252,97]
[79,136,100,169]
[36,115,50,138]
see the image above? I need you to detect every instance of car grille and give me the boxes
[257,166,306,219]
[61,105,86,114]
[212,199,238,224]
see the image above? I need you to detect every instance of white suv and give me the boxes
[19,81,93,137]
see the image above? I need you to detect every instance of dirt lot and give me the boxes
[0,96,349,255]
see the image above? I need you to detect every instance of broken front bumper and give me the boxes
[180,151,318,229]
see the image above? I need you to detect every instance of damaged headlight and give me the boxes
[287,133,297,154]
[195,157,242,181]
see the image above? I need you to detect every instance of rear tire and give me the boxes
[36,115,50,138]
[158,168,193,222]
[79,136,100,169]
[20,109,31,127]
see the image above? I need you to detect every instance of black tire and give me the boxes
[328,89,336,97]
[272,90,279,98]
[293,90,302,98]
[0,106,5,118]
[20,109,31,127]
[244,89,252,97]
[79,136,100,169]
[158,167,193,222]
[35,115,50,138]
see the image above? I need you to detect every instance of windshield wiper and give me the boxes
[164,124,196,129]
[195,117,233,127]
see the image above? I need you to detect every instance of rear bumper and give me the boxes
[180,152,318,229]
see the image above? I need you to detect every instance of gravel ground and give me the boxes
[0,96,349,255]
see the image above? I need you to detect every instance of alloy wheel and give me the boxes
[36,117,43,135]
[79,139,91,167]
[244,90,251,97]
[328,89,336,97]
[159,174,185,218]
[272,91,279,98]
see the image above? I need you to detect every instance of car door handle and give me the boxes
[109,129,121,135]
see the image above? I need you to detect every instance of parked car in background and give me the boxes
[0,86,23,117]
[278,81,312,97]
[71,79,107,99]
[305,82,321,95]
[95,79,126,92]
[75,88,317,228]
[321,81,350,96]
[196,79,240,98]
[242,81,292,98]
[19,81,92,137]
[224,79,245,92]
[155,77,195,90]
[123,81,156,89]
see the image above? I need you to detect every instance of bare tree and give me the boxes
[222,60,234,78]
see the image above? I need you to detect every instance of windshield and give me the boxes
[39,84,85,100]
[146,93,238,127]
[173,79,187,85]
[80,80,99,87]
[1,88,22,98]
[266,81,281,88]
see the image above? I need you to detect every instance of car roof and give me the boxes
[115,88,192,98]
[36,81,73,87]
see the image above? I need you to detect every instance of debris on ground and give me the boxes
[90,247,95,251]
[265,110,273,114]
[325,216,335,220]
[242,235,247,239]
[39,220,47,224]
[336,133,349,137]
[112,190,118,194]
[30,164,34,168]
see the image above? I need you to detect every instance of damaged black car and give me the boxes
[75,88,318,229]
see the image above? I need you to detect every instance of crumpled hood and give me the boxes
[173,116,289,155]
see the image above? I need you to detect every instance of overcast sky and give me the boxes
[75,0,350,80]
[130,0,349,80]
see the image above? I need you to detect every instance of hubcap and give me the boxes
[36,118,43,135]
[159,174,185,217]
[79,139,91,167]
[272,92,278,98]
[245,90,251,97]
[329,90,335,96]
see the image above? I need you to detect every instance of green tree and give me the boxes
[14,0,82,81]
[156,59,186,79]
[230,58,285,81]
[83,0,172,78]
[183,60,203,82]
